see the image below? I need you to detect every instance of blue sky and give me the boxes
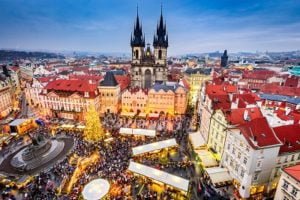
[0,0,300,55]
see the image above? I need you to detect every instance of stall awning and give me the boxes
[188,132,206,149]
[128,161,189,192]
[76,125,86,129]
[9,119,29,126]
[138,112,147,118]
[120,128,156,137]
[205,167,232,187]
[121,112,135,117]
[132,138,177,156]
[195,149,218,167]
[132,129,156,137]
[148,113,159,118]
[61,124,75,128]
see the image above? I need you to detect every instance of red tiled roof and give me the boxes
[238,117,282,149]
[225,107,263,125]
[114,75,131,91]
[233,93,260,106]
[284,76,299,87]
[69,74,103,84]
[37,76,57,83]
[206,83,238,97]
[45,79,97,93]
[260,83,300,97]
[181,79,190,90]
[243,70,277,80]
[284,164,300,182]
[273,124,300,154]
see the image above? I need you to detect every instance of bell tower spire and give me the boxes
[153,4,168,66]
[131,4,145,64]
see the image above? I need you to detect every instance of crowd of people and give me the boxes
[0,112,203,200]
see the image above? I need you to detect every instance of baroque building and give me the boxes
[130,8,168,88]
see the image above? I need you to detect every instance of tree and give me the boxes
[83,105,104,142]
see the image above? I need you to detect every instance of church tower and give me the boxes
[130,6,168,89]
[153,7,168,66]
[131,8,145,64]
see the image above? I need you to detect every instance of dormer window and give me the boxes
[84,92,89,97]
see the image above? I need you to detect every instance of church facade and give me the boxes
[130,9,168,88]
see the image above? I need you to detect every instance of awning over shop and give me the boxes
[120,128,156,137]
[128,161,189,192]
[148,113,160,118]
[132,138,177,156]
[121,112,135,117]
[138,112,147,118]
[188,132,206,149]
[132,129,156,137]
[195,149,218,167]
[61,124,75,128]
[205,167,232,187]
[76,125,86,129]
[9,119,29,126]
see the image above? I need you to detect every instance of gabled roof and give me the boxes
[238,117,282,149]
[45,79,97,93]
[273,124,300,154]
[100,71,118,87]
[284,164,300,182]
[151,83,186,93]
[225,107,263,125]
[114,75,130,91]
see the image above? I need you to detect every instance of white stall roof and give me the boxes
[128,161,189,192]
[82,178,110,200]
[61,124,75,128]
[132,138,177,156]
[188,132,206,148]
[195,149,218,167]
[132,129,156,137]
[205,167,232,185]
[121,112,135,117]
[148,113,160,118]
[76,125,86,129]
[120,128,156,137]
[9,119,29,126]
[119,128,133,134]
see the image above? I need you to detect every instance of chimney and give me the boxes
[243,110,249,121]
[285,107,291,116]
[2,65,10,77]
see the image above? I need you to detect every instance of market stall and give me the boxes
[205,167,232,187]
[132,138,177,156]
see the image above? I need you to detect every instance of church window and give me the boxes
[135,50,139,59]
[158,49,162,59]
[136,72,138,75]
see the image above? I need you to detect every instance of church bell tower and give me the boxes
[131,7,145,64]
[153,6,168,66]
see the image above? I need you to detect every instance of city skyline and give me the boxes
[0,0,300,55]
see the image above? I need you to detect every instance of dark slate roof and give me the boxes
[152,83,185,92]
[100,71,118,87]
[259,93,300,105]
[185,67,211,75]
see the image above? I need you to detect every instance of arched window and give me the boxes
[158,49,162,59]
[135,49,139,59]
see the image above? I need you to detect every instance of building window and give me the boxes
[282,180,289,190]
[243,157,247,165]
[291,187,298,197]
[158,49,162,59]
[240,170,245,178]
[227,144,231,150]
[256,160,262,168]
[238,152,241,159]
[253,173,259,181]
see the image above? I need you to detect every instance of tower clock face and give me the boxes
[146,51,150,56]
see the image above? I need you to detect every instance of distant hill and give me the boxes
[0,50,65,62]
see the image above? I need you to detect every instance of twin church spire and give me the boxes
[131,6,168,48]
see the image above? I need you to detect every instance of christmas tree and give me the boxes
[83,105,104,142]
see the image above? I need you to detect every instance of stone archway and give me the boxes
[144,69,152,88]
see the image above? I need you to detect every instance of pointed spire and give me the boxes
[153,4,168,48]
[131,4,145,47]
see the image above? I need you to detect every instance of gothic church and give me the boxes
[130,8,168,88]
